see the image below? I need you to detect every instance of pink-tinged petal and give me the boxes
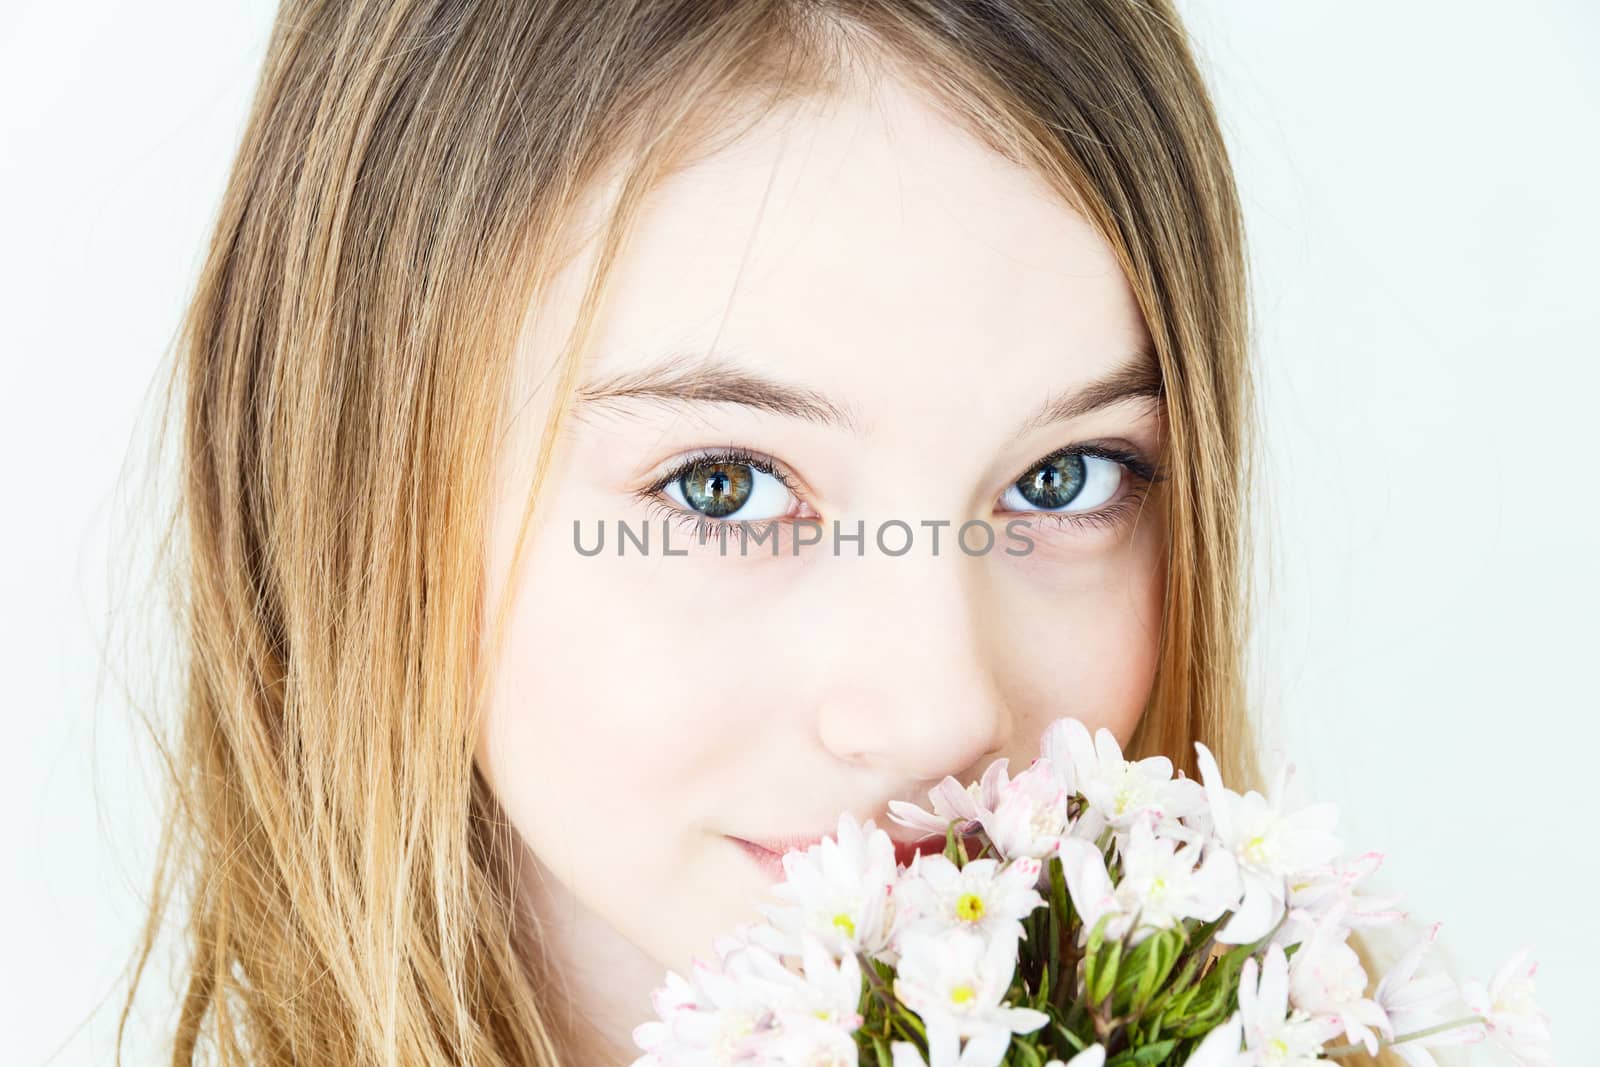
[931,775,981,819]
[888,799,951,836]
[978,758,1012,806]
[1460,977,1489,1018]
[1488,944,1535,999]
[1342,851,1385,882]
[1381,921,1442,995]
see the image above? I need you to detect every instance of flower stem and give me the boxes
[1321,1015,1487,1058]
[858,952,898,1015]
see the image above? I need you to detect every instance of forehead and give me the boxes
[555,71,1150,434]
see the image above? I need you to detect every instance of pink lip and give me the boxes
[727,832,985,880]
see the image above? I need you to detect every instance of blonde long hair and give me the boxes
[122,2,1403,1064]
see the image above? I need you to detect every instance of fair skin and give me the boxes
[475,64,1168,1065]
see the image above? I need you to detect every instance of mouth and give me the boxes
[726,830,986,880]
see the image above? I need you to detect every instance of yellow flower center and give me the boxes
[1243,834,1269,865]
[831,913,856,939]
[949,985,975,1005]
[956,893,986,922]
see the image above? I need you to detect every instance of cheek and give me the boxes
[478,546,735,840]
[473,526,790,921]
[1001,521,1167,751]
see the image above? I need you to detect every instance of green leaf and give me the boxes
[1054,1022,1088,1053]
[1105,1038,1178,1067]
[871,1034,894,1067]
[1086,916,1124,1007]
[1082,912,1117,1005]
[1113,926,1183,1017]
[941,821,971,866]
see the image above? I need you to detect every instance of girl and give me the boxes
[124,1,1406,1064]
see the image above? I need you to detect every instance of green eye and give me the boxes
[676,461,755,518]
[1002,451,1123,514]
[1013,453,1087,510]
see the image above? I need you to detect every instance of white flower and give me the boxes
[761,1012,861,1067]
[633,935,864,1067]
[892,852,1046,946]
[1375,921,1486,1067]
[1237,943,1336,1065]
[631,953,779,1066]
[1194,742,1342,945]
[1273,851,1406,950]
[1284,903,1391,1055]
[1043,718,1206,842]
[726,934,864,1031]
[758,812,900,957]
[890,759,1012,840]
[1461,944,1553,1066]
[1057,813,1241,947]
[632,970,702,1066]
[978,759,1073,861]
[892,927,1048,1067]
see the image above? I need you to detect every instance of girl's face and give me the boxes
[476,70,1166,1039]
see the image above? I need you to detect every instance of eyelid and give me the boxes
[1010,441,1166,489]
[637,445,807,502]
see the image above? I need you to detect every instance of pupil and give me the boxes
[1017,453,1086,510]
[680,461,753,518]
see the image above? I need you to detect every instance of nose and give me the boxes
[811,548,1012,786]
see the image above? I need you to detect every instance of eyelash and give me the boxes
[635,442,1167,540]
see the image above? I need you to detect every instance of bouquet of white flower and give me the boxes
[631,717,1553,1067]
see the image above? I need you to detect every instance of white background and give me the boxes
[1,2,1594,1063]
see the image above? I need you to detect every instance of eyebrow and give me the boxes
[573,348,1163,439]
[575,352,864,432]
[1005,347,1164,444]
